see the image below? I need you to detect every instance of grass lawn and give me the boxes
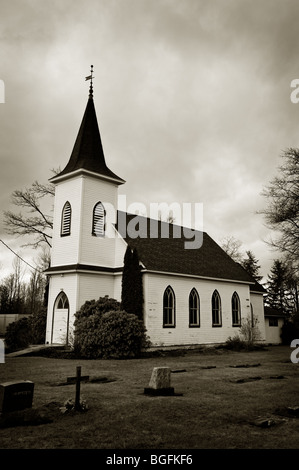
[0,344,298,450]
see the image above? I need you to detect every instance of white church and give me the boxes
[45,76,266,348]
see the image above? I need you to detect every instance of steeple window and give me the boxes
[92,202,105,237]
[61,201,71,236]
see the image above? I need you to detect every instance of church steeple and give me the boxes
[51,66,125,185]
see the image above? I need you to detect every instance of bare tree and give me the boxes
[1,256,26,314]
[260,148,299,268]
[4,178,55,249]
[158,210,176,224]
[239,316,261,346]
[220,236,244,263]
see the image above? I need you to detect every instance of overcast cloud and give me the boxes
[1,0,299,281]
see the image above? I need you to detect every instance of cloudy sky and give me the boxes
[1,0,299,282]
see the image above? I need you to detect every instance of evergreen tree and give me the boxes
[285,263,299,317]
[241,250,263,282]
[121,246,133,314]
[121,246,143,321]
[265,259,291,314]
[131,248,143,320]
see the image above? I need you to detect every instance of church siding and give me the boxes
[264,317,284,344]
[114,233,127,268]
[77,272,116,309]
[79,176,119,268]
[143,272,252,347]
[250,292,266,341]
[113,273,123,303]
[51,177,83,267]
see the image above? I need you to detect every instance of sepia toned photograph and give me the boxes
[0,0,298,461]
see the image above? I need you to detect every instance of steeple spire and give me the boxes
[50,66,125,185]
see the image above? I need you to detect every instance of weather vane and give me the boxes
[85,65,94,98]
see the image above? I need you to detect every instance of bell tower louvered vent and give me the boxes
[61,201,71,236]
[92,202,105,237]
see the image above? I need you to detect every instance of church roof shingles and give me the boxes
[116,211,266,292]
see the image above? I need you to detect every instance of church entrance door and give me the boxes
[52,292,70,344]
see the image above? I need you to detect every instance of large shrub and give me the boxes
[4,308,47,352]
[75,296,121,319]
[73,310,105,358]
[97,310,149,359]
[5,317,32,352]
[74,297,150,359]
[29,307,47,344]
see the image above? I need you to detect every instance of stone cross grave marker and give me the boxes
[0,381,34,413]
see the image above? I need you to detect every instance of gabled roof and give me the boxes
[116,211,265,288]
[51,95,125,185]
[264,306,286,317]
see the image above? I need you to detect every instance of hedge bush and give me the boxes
[29,307,47,344]
[73,310,105,358]
[74,297,150,359]
[97,310,149,359]
[4,308,47,353]
[5,317,32,352]
[224,335,247,351]
[75,296,121,319]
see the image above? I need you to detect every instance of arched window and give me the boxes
[163,286,175,327]
[61,201,71,236]
[56,291,69,310]
[189,288,200,327]
[232,292,241,326]
[212,290,222,327]
[92,202,105,237]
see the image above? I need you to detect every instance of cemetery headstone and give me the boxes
[0,381,34,413]
[144,367,175,396]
